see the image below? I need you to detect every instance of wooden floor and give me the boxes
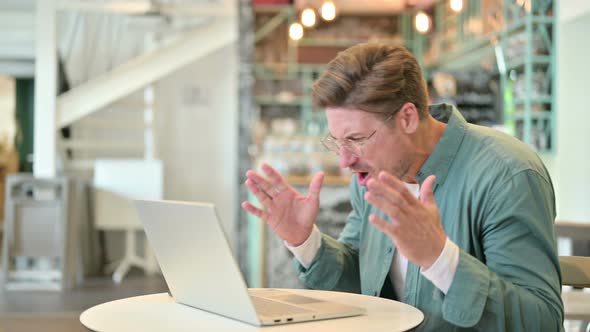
[0,273,168,332]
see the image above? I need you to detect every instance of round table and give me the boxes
[81,288,424,331]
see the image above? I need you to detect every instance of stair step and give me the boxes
[62,159,95,171]
[73,118,147,130]
[60,140,144,151]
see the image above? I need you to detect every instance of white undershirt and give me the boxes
[285,183,460,298]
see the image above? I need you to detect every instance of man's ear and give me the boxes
[396,103,420,134]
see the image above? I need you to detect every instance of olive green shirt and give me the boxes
[294,104,563,331]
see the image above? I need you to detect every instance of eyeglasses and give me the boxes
[320,113,395,157]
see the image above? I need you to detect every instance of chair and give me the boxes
[560,256,590,288]
[556,221,590,332]
[559,256,590,331]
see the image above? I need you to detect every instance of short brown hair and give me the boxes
[311,43,429,120]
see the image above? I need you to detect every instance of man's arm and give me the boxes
[441,169,563,330]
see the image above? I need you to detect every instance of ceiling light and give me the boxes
[301,8,316,28]
[450,0,463,12]
[321,1,336,21]
[415,11,430,34]
[289,22,304,41]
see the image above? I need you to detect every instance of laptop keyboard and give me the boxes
[250,296,315,317]
[271,294,324,305]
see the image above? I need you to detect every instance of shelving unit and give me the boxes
[420,0,555,152]
[252,63,349,188]
[502,0,555,152]
[253,64,322,130]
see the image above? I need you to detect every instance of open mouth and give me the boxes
[357,172,370,186]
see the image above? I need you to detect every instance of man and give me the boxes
[242,43,563,331]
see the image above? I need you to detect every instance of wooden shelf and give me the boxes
[286,175,350,187]
[255,95,305,106]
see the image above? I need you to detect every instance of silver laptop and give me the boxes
[135,200,366,326]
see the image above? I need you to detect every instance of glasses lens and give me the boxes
[321,135,340,154]
[321,135,363,157]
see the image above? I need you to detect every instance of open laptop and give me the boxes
[135,200,366,326]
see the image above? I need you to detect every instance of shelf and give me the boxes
[254,73,299,80]
[299,38,363,48]
[514,95,552,106]
[287,175,350,187]
[505,55,551,71]
[432,14,554,71]
[298,37,401,48]
[255,63,325,71]
[255,95,305,106]
[513,112,552,121]
[504,16,555,35]
[254,63,324,80]
[453,94,496,106]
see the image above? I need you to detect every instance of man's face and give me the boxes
[325,107,415,186]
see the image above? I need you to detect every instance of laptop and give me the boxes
[135,199,366,326]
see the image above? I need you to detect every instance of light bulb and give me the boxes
[415,11,430,34]
[321,1,336,21]
[301,8,316,28]
[289,22,304,41]
[450,0,463,12]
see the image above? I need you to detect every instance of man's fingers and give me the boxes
[241,201,268,220]
[245,179,272,206]
[246,170,274,193]
[420,175,437,206]
[377,171,419,205]
[368,214,397,239]
[377,171,408,191]
[261,163,289,191]
[364,190,408,221]
[366,180,406,209]
[308,172,325,201]
[366,177,413,215]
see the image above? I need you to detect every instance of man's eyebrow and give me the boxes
[329,130,369,140]
[343,131,369,140]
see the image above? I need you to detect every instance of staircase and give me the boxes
[57,12,161,178]
[0,1,237,177]
[61,91,154,179]
[0,0,238,284]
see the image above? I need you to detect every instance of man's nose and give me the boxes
[338,148,359,168]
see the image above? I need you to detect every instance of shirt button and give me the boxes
[388,247,393,254]
[374,291,378,296]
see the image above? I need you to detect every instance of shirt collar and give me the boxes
[416,103,467,190]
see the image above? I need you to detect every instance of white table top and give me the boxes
[80,288,424,332]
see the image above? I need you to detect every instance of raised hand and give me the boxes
[242,163,325,246]
[364,172,446,269]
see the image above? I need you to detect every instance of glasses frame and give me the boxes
[320,112,396,157]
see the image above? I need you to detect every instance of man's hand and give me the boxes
[364,172,446,269]
[241,163,324,246]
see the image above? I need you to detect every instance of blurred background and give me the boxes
[0,0,588,331]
